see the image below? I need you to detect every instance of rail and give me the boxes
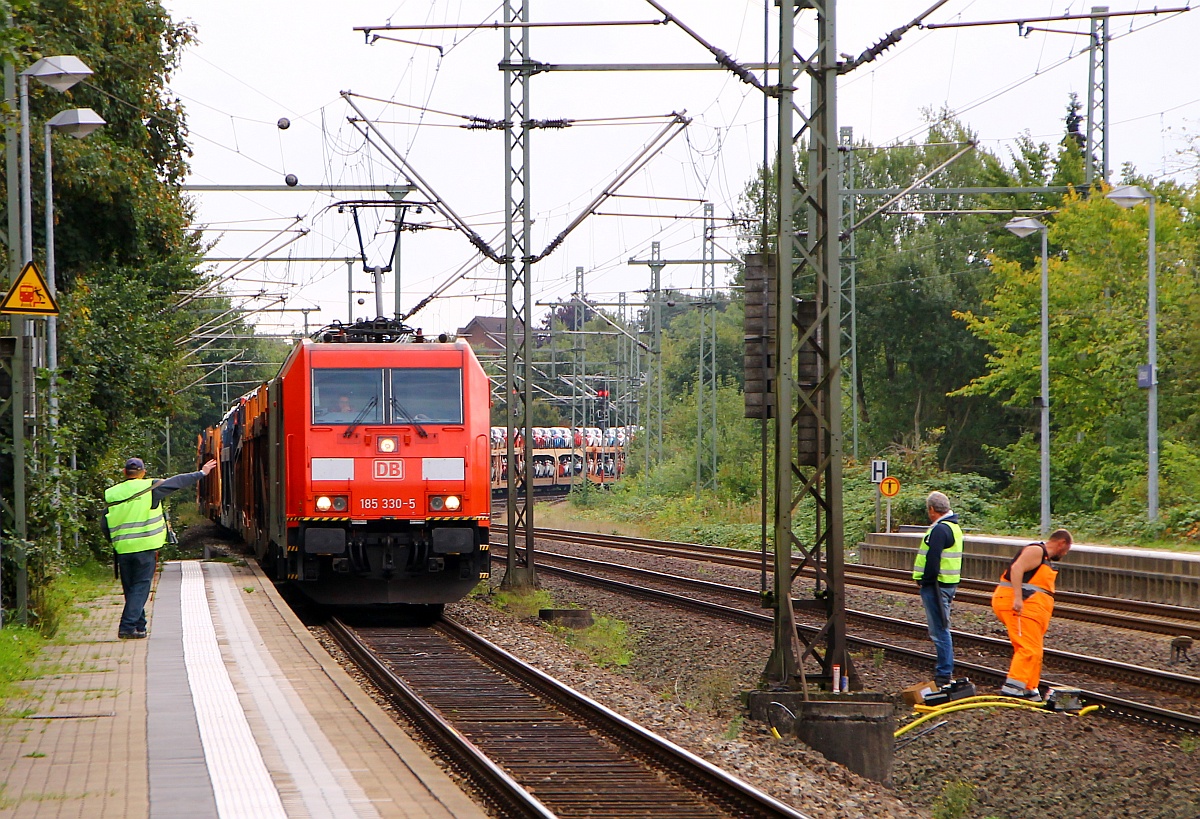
[328,616,814,819]
[488,536,1200,734]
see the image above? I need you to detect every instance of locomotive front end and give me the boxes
[283,340,491,606]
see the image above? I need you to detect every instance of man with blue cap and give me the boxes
[102,456,216,639]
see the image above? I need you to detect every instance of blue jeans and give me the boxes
[116,549,158,634]
[919,583,957,680]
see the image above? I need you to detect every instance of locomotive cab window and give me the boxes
[390,368,463,425]
[312,367,463,426]
[312,369,384,424]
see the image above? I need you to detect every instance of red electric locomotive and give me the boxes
[197,320,491,614]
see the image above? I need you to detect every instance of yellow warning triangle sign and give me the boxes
[0,261,59,316]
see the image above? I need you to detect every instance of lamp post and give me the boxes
[1005,216,1051,535]
[6,55,93,626]
[20,57,94,262]
[45,108,105,429]
[1106,184,1158,521]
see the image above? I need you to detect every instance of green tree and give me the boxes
[954,187,1200,526]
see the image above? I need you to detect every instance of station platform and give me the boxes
[861,530,1200,606]
[0,559,489,819]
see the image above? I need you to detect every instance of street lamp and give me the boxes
[1005,216,1051,535]
[20,56,94,262]
[1106,184,1158,521]
[45,108,106,428]
[5,56,94,626]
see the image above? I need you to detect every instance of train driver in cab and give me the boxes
[324,393,356,422]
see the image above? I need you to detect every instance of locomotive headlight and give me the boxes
[331,496,348,512]
[429,496,445,511]
[444,495,461,511]
[377,436,398,453]
[315,496,333,512]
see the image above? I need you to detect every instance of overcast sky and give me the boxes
[159,1,1199,338]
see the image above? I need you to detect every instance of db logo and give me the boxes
[373,460,404,479]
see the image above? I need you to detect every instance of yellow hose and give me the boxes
[913,694,1044,713]
[895,700,1049,738]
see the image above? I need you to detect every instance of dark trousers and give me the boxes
[919,582,957,681]
[116,549,158,634]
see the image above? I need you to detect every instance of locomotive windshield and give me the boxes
[390,367,463,424]
[312,367,462,425]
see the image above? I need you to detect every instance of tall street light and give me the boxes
[1005,216,1051,535]
[20,56,94,263]
[45,108,106,429]
[7,55,93,626]
[1106,184,1158,521]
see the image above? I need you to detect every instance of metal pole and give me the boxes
[393,202,403,320]
[697,203,717,493]
[1039,227,1051,535]
[19,73,31,265]
[12,70,31,624]
[46,122,62,556]
[2,46,12,630]
[651,244,663,467]
[372,266,385,319]
[766,0,845,688]
[766,0,801,685]
[1086,6,1109,185]
[45,124,59,430]
[346,259,354,323]
[1147,198,1158,521]
[503,0,536,589]
[839,126,859,460]
[574,265,586,496]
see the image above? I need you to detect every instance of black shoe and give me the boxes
[118,631,147,640]
[935,677,951,688]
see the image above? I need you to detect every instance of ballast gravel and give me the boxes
[186,522,1200,818]
[451,538,1200,819]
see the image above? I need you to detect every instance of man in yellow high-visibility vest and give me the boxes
[912,491,964,687]
[103,456,216,639]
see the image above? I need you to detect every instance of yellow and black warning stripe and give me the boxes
[287,515,352,522]
[427,515,490,521]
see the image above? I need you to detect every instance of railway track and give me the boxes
[502,526,1200,640]
[488,535,1200,734]
[327,616,812,819]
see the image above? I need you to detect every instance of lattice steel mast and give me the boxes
[765,0,848,686]
[696,203,718,492]
[1086,5,1109,186]
[502,0,536,588]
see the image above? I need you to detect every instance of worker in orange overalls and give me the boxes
[991,529,1073,701]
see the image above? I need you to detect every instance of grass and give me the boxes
[479,585,635,669]
[1,562,115,714]
[561,616,633,668]
[29,561,114,639]
[489,587,557,619]
[0,626,45,714]
[932,780,977,819]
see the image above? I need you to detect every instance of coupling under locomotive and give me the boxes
[198,320,491,610]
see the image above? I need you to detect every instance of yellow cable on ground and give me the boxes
[895,701,1048,738]
[913,694,1044,713]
